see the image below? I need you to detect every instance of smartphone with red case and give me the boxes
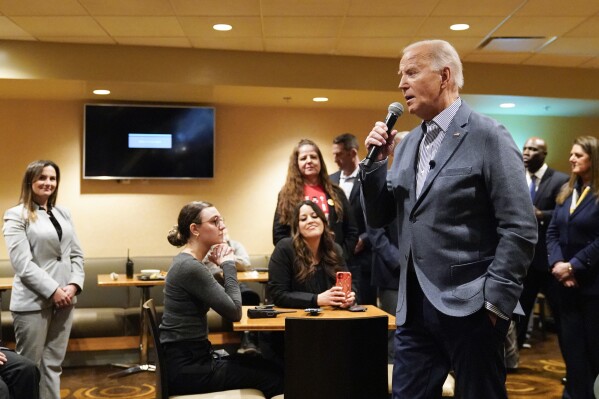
[336,271,352,297]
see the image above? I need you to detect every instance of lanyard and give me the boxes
[570,186,590,214]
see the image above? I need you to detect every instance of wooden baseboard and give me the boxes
[67,336,140,351]
[3,332,241,352]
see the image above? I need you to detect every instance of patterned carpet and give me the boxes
[506,332,566,399]
[59,332,566,398]
[61,366,156,399]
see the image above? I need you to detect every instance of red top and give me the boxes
[303,184,330,218]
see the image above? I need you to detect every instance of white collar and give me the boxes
[340,166,359,180]
[528,163,548,181]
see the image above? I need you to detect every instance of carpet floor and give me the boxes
[59,332,566,398]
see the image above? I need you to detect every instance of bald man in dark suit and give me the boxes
[516,137,569,348]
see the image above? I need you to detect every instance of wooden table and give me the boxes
[236,270,268,283]
[0,277,13,342]
[98,273,165,377]
[233,304,396,331]
[98,271,267,286]
[234,305,395,399]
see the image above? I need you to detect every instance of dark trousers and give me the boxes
[0,349,39,399]
[379,287,399,363]
[392,271,509,399]
[163,340,283,398]
[558,289,599,399]
[516,267,561,347]
[350,250,377,305]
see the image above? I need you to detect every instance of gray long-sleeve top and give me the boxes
[159,252,242,344]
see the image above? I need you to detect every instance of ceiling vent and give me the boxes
[478,37,549,52]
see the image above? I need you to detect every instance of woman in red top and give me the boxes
[272,138,358,262]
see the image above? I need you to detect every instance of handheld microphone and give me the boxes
[364,102,404,167]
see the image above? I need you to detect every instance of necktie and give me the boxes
[416,123,441,196]
[42,206,63,241]
[530,175,537,202]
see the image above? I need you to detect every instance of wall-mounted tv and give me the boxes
[84,104,214,180]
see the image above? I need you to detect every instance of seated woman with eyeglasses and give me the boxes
[160,201,283,398]
[269,199,357,308]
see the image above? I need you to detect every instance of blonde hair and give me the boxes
[556,136,599,205]
[19,160,60,222]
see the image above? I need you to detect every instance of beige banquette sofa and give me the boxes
[0,255,270,351]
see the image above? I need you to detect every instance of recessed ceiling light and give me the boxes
[500,102,516,108]
[213,24,232,31]
[313,97,328,102]
[450,23,470,31]
[93,89,110,95]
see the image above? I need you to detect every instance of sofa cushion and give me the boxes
[0,254,268,345]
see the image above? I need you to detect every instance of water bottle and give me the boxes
[126,249,134,279]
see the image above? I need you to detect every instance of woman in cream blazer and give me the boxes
[3,160,84,399]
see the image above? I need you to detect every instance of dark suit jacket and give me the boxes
[530,167,569,272]
[331,170,398,284]
[368,222,401,290]
[330,171,370,270]
[547,188,599,295]
[361,101,538,325]
[330,171,365,235]
[272,186,358,262]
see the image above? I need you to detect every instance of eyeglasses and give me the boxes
[198,216,225,227]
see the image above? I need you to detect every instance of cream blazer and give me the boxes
[3,204,85,312]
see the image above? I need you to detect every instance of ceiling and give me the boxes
[1,0,599,67]
[1,0,599,116]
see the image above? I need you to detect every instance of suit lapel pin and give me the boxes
[453,132,460,137]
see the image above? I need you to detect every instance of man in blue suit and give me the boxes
[360,39,537,399]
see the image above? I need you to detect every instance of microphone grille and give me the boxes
[388,102,404,116]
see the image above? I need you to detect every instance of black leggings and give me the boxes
[163,340,283,398]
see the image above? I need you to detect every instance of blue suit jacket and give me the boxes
[530,167,569,272]
[547,189,599,295]
[361,101,537,325]
[331,170,400,292]
[368,222,401,290]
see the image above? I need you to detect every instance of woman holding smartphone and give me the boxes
[263,200,358,366]
[268,200,357,308]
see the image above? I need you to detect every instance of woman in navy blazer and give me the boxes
[2,160,84,399]
[547,136,599,399]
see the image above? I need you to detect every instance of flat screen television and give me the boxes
[84,104,215,180]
